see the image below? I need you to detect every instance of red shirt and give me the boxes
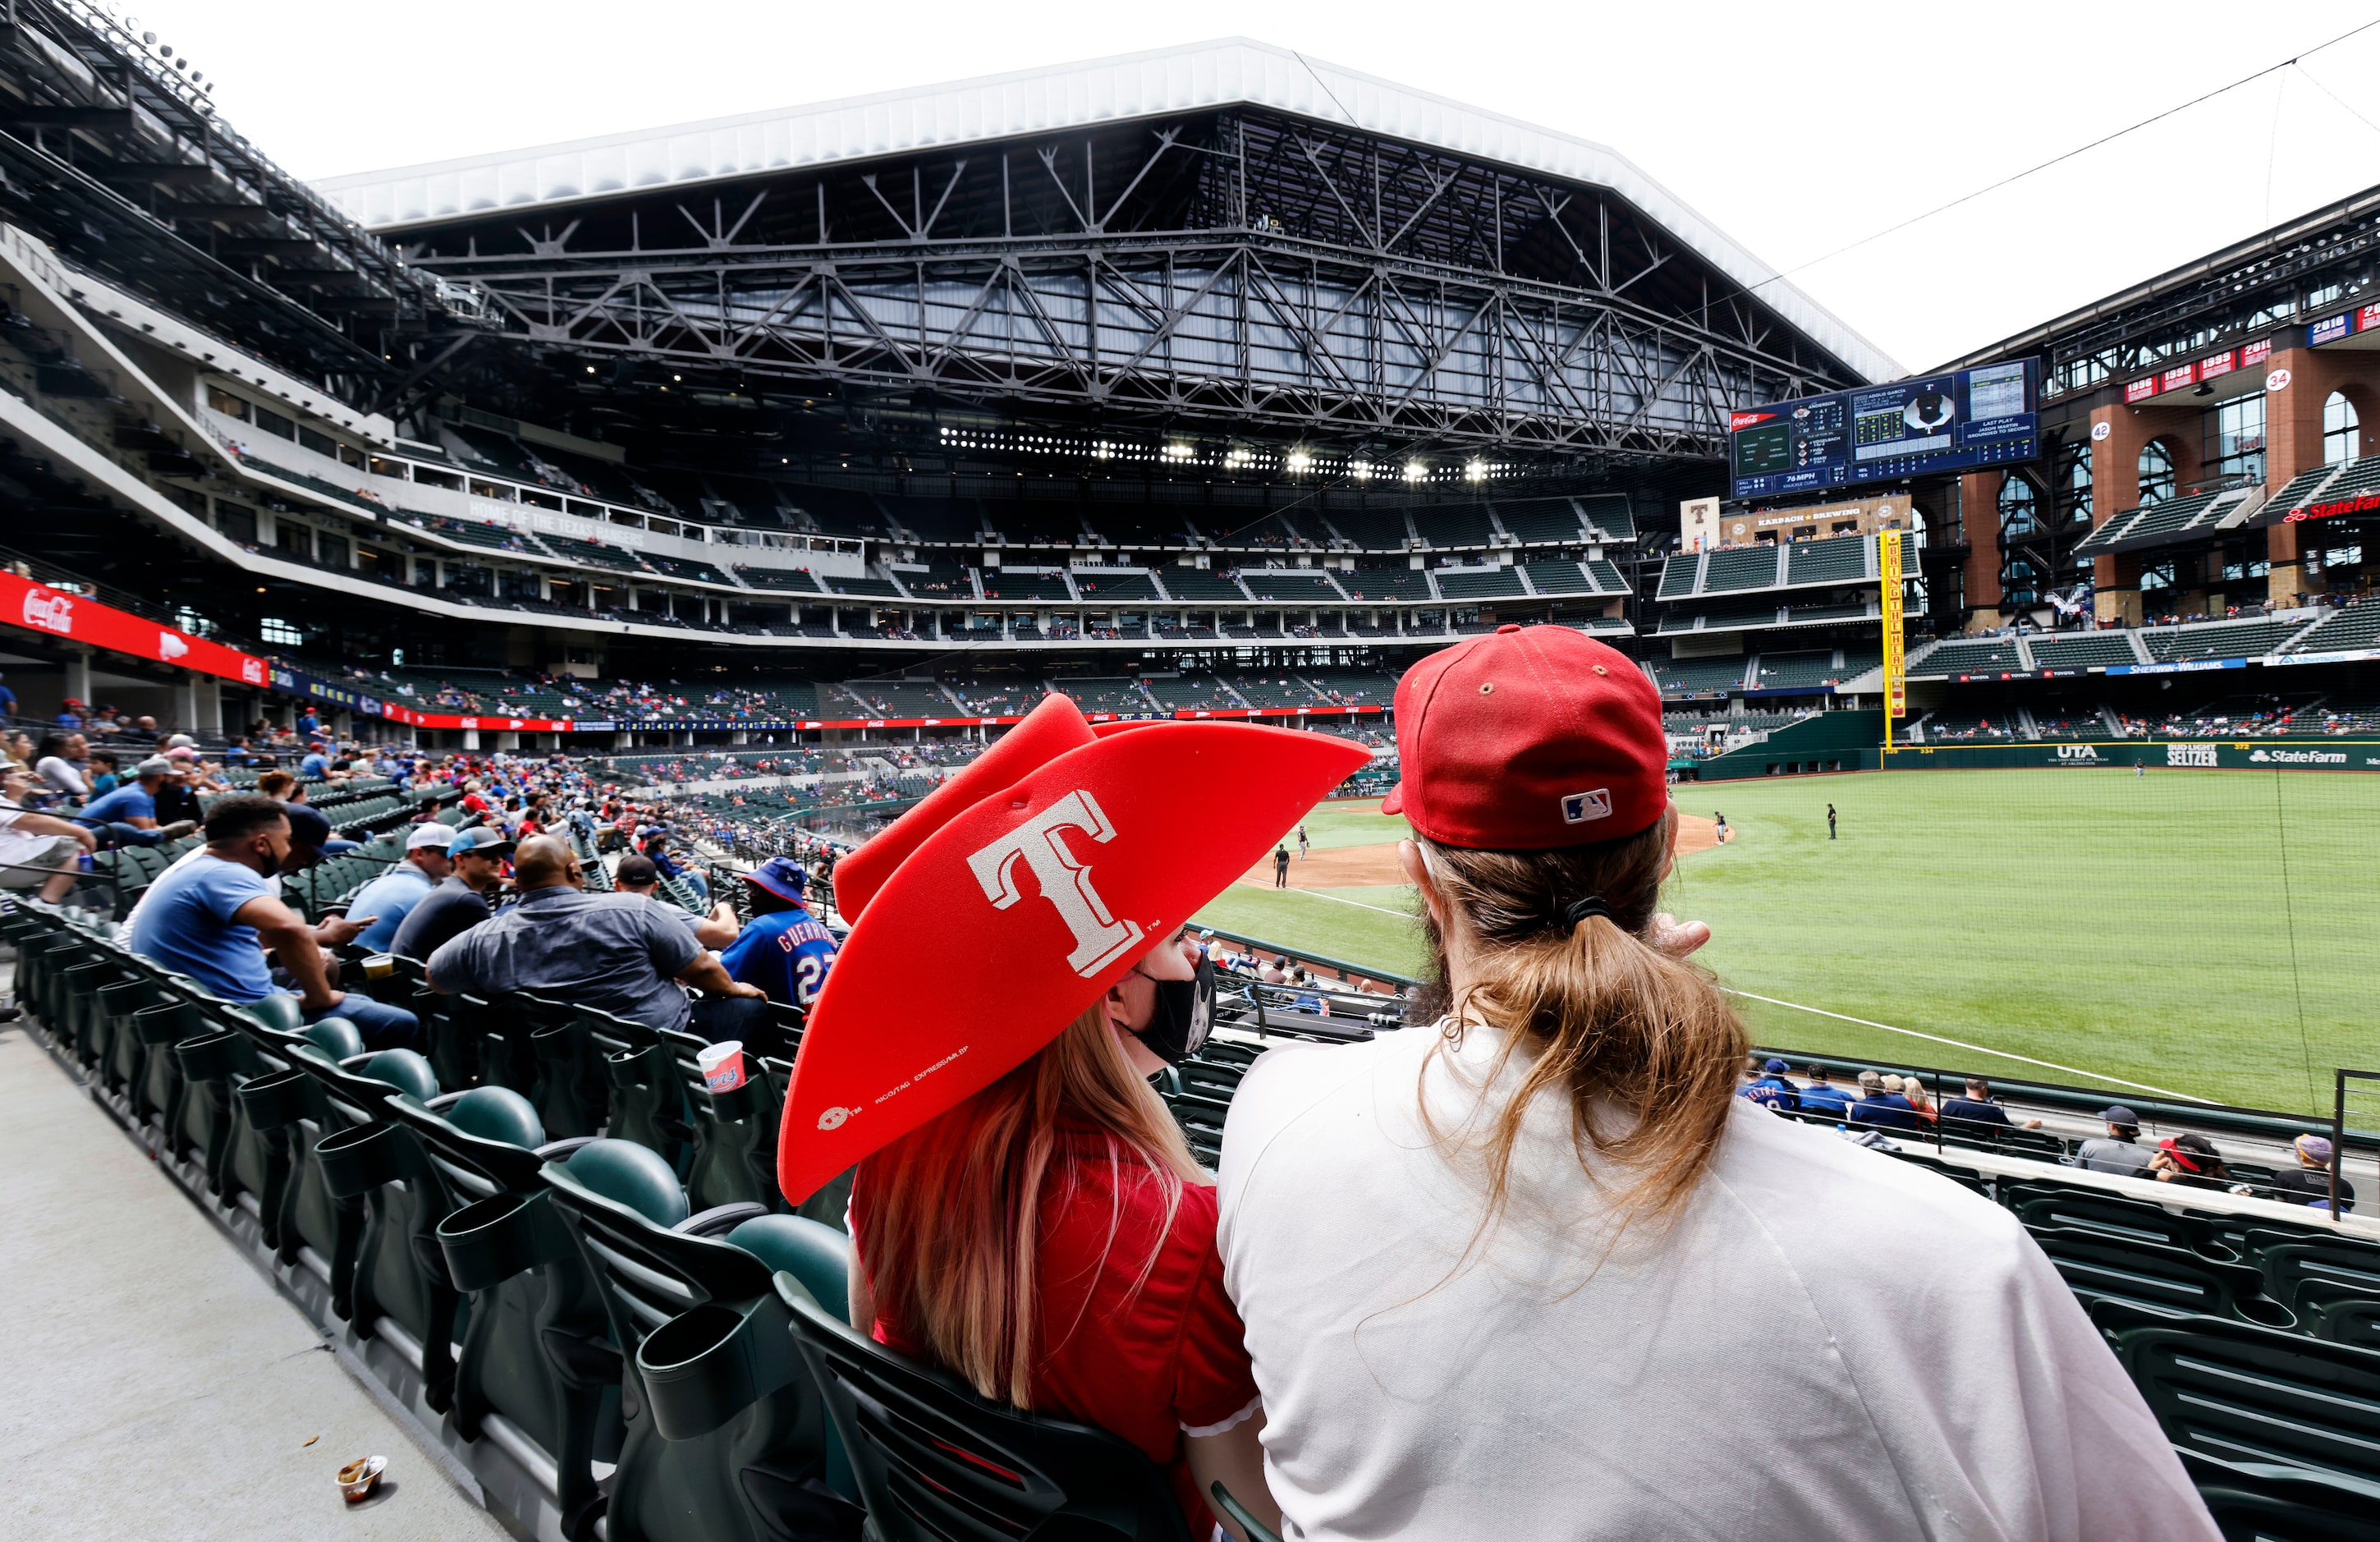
[854,1121,1259,1536]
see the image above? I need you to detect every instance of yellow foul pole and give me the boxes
[1879,530,1905,755]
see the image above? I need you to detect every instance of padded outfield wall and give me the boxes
[1692,712,2380,778]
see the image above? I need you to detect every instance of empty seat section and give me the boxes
[1435,567,1525,600]
[1702,545,1786,592]
[978,569,1073,601]
[1493,498,1588,544]
[1783,534,1869,586]
[1410,503,1495,547]
[1071,571,1160,600]
[1240,571,1344,603]
[1158,568,1250,601]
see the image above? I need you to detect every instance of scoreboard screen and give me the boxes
[1729,359,2038,499]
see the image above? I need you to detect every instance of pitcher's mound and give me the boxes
[1239,813,1722,890]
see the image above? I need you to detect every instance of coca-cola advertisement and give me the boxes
[0,571,268,686]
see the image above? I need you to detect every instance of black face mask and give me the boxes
[1130,957,1215,1066]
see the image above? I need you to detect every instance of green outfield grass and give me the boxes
[1195,771,2378,1117]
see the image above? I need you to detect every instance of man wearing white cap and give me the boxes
[340,822,456,952]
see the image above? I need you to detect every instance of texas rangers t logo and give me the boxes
[966,789,1144,975]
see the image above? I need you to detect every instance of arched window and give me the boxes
[2324,392,2359,466]
[2137,441,2176,507]
[1998,472,2038,535]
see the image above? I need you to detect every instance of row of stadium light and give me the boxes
[934,427,1509,483]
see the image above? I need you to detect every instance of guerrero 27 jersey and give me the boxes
[721,906,840,1007]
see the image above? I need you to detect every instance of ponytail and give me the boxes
[1415,805,1747,1254]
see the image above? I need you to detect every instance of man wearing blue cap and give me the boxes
[390,826,511,961]
[2077,1106,2157,1178]
[1737,1057,1801,1112]
[719,857,840,1008]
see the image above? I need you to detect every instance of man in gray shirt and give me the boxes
[2075,1105,2158,1179]
[425,835,762,1037]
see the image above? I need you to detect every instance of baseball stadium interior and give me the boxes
[2,3,2379,1538]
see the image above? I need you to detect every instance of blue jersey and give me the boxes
[721,906,839,1007]
[1738,1076,1800,1112]
[1797,1084,1855,1118]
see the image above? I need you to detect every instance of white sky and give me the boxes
[113,0,2380,374]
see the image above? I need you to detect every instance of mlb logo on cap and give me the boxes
[1383,623,1667,850]
[1561,788,1612,824]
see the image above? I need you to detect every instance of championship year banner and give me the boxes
[1878,530,1905,720]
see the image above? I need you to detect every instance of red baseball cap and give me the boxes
[1383,624,1668,848]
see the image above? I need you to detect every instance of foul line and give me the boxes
[1723,989,2213,1104]
[1231,880,1414,917]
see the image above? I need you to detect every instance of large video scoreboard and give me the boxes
[1729,359,2038,499]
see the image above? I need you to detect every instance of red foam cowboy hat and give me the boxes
[777,694,1365,1202]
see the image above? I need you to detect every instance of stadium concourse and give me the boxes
[7,2,2380,1535]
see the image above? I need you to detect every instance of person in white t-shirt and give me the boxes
[0,764,94,901]
[1216,623,2214,1542]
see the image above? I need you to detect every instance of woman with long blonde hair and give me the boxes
[1216,626,2214,1541]
[847,930,1277,1541]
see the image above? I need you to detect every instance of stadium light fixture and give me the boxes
[1404,461,1427,482]
[1286,449,1313,473]
[1464,460,1487,481]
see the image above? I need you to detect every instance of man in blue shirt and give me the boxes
[80,756,199,845]
[1847,1070,1922,1131]
[1795,1065,1856,1119]
[123,795,419,1049]
[1938,1077,2043,1139]
[720,857,840,1008]
[0,671,16,720]
[1736,1056,1801,1112]
[300,741,332,780]
[340,822,456,952]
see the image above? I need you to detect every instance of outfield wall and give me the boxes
[1882,740,2380,772]
[1691,709,2380,778]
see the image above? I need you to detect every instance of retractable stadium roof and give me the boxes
[314,37,1897,386]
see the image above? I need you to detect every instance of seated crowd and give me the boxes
[41,637,2364,1541]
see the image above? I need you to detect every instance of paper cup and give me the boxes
[697,1040,746,1094]
[336,1454,387,1504]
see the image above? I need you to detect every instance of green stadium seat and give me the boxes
[2294,1280,2380,1349]
[563,1137,690,1228]
[303,1015,366,1061]
[2242,1228,2380,1318]
[438,1085,547,1150]
[782,1283,1195,1542]
[2029,1226,2291,1326]
[540,1145,854,1541]
[2004,1182,2240,1261]
[436,1176,621,1535]
[2095,1303,2380,1488]
[2181,1451,2380,1542]
[728,1215,850,1324]
[1888,1150,1994,1198]
[355,1047,439,1103]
